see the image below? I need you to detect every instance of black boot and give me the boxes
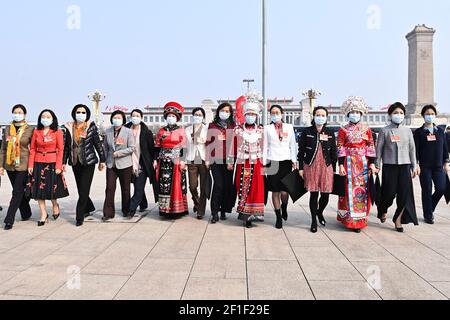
[220,212,227,221]
[211,212,219,224]
[275,209,283,229]
[281,203,288,221]
[245,221,253,228]
[317,208,327,227]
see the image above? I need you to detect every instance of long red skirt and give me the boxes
[235,159,265,222]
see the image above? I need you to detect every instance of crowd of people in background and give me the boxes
[0,96,449,234]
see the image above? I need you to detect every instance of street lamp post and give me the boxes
[302,88,322,114]
[262,0,268,125]
[88,90,106,136]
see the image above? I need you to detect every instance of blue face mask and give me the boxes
[193,116,204,125]
[245,115,257,125]
[219,112,230,121]
[424,115,436,124]
[131,117,141,126]
[12,114,25,122]
[112,119,123,127]
[271,115,283,123]
[40,118,53,127]
[391,114,405,125]
[314,116,327,126]
[76,113,87,123]
[348,113,361,124]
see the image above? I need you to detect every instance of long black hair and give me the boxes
[37,109,59,131]
[214,102,235,126]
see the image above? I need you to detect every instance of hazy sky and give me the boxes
[1,0,449,121]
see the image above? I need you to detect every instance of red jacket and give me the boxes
[205,122,236,163]
[28,129,64,170]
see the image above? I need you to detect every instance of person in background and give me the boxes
[414,105,450,225]
[263,105,298,229]
[185,107,209,220]
[228,98,265,228]
[64,105,106,227]
[205,103,237,223]
[337,97,377,233]
[0,105,35,230]
[446,125,450,153]
[375,102,419,232]
[125,109,157,218]
[27,109,69,227]
[154,102,189,218]
[102,110,135,221]
[298,106,337,233]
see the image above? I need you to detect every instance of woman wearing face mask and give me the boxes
[125,109,157,218]
[0,105,35,230]
[64,105,106,227]
[228,99,265,228]
[155,102,189,218]
[205,103,237,223]
[263,105,298,229]
[413,105,450,225]
[185,107,209,220]
[102,110,136,221]
[27,109,69,227]
[298,107,337,233]
[337,97,377,233]
[375,102,419,232]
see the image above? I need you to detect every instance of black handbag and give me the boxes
[332,174,346,197]
[280,170,308,203]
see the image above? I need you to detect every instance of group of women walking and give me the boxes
[0,96,449,233]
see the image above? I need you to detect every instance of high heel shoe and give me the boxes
[211,213,219,224]
[281,203,288,221]
[38,214,49,227]
[52,204,61,221]
[310,221,318,233]
[395,226,404,233]
[245,221,253,229]
[380,213,387,224]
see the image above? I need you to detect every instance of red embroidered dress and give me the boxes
[155,125,189,217]
[337,123,376,229]
[229,124,265,222]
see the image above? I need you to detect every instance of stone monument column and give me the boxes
[406,24,436,125]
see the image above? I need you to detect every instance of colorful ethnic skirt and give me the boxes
[337,155,371,230]
[235,159,265,222]
[156,148,189,218]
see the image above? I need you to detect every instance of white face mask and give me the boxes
[12,113,25,122]
[112,119,123,127]
[166,116,177,126]
[193,116,204,125]
[131,117,141,125]
[219,112,230,121]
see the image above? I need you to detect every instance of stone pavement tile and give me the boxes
[363,225,420,248]
[36,223,92,241]
[321,230,397,262]
[386,246,450,282]
[0,239,71,272]
[283,226,334,248]
[148,219,208,260]
[114,258,193,300]
[0,224,55,251]
[54,225,133,256]
[47,274,129,300]
[0,271,19,285]
[247,260,314,300]
[309,281,380,300]
[354,262,447,300]
[246,224,297,261]
[292,246,363,282]
[82,240,159,276]
[190,255,246,280]
[0,294,44,300]
[182,278,247,300]
[405,231,450,259]
[430,282,450,299]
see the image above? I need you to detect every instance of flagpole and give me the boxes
[262,0,268,125]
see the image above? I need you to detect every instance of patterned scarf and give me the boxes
[74,122,88,145]
[6,122,28,167]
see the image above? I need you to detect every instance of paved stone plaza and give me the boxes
[0,170,449,300]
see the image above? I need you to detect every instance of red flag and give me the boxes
[235,96,246,125]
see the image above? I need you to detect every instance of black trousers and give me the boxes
[379,164,418,225]
[419,166,447,220]
[4,171,32,225]
[72,164,96,223]
[210,163,235,215]
[130,170,149,213]
[103,166,132,218]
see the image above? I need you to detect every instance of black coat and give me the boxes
[446,132,450,154]
[297,125,338,171]
[62,122,106,166]
[414,125,449,168]
[125,122,158,202]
